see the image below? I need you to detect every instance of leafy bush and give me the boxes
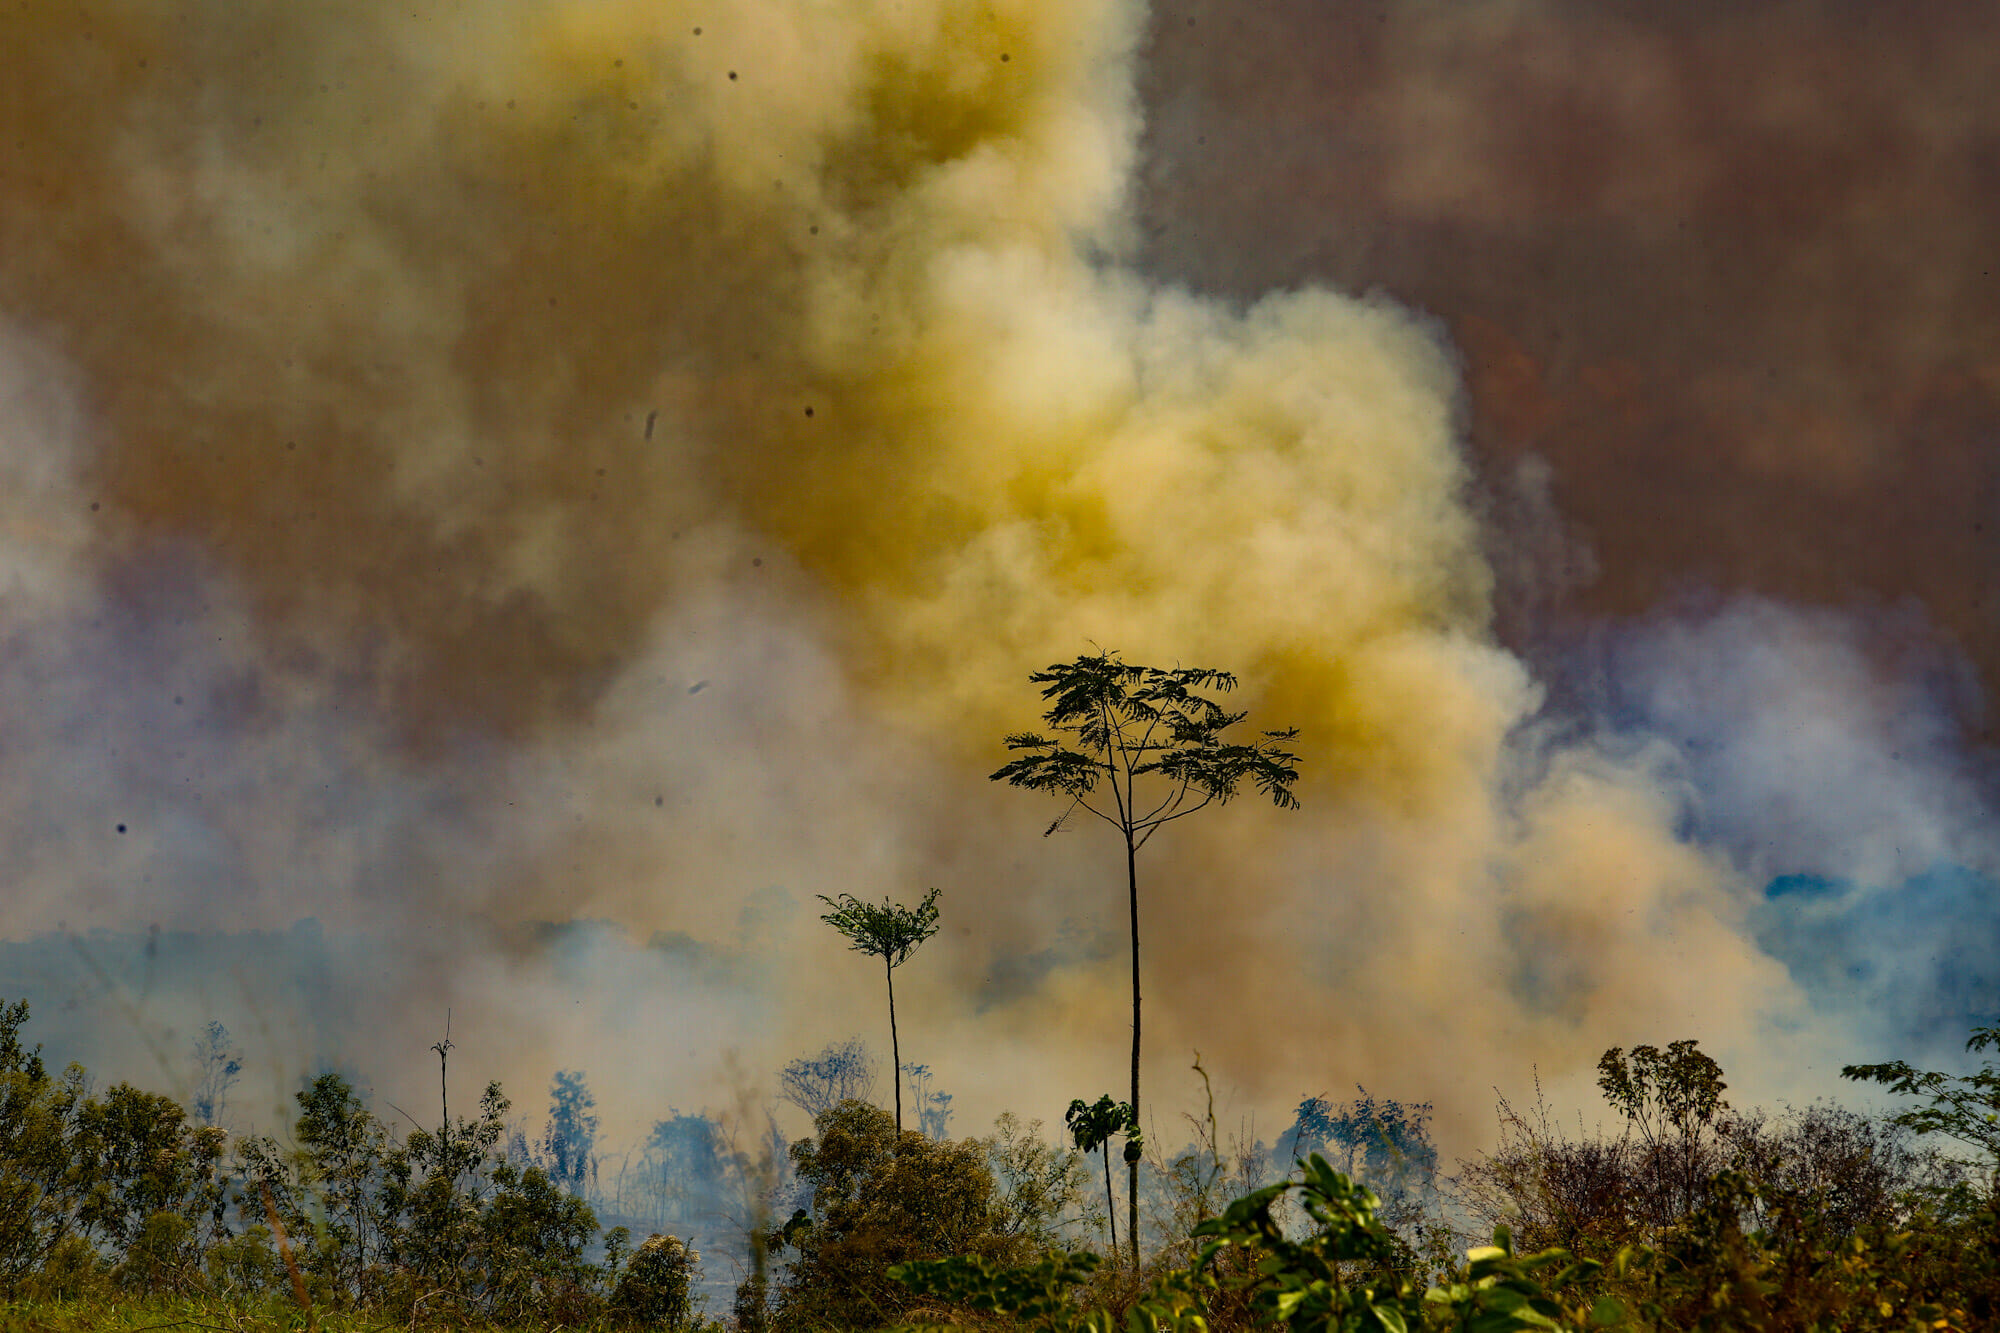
[613,1232,700,1327]
[0,1039,90,1290]
[0,1001,637,1325]
[772,1099,1026,1328]
[897,1153,1623,1333]
[201,1223,283,1299]
[987,1111,1093,1252]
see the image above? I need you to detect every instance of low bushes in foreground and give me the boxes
[13,995,2000,1332]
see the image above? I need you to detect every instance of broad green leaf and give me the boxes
[1369,1302,1409,1333]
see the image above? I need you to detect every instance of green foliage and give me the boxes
[1192,1152,1426,1332]
[77,1084,228,1266]
[1068,1097,1143,1163]
[612,1232,700,1328]
[25,997,2000,1333]
[1422,1225,1625,1333]
[818,889,944,970]
[992,653,1301,835]
[202,1224,284,1299]
[1449,1037,2000,1329]
[891,1250,1106,1332]
[775,1099,1022,1328]
[1844,1022,2000,1165]
[0,1001,637,1325]
[1592,1166,1998,1331]
[986,1112,1093,1252]
[376,1079,511,1306]
[895,1155,1618,1333]
[734,1267,771,1333]
[1068,1096,1140,1263]
[0,1057,89,1292]
[292,1072,386,1294]
[0,1002,45,1085]
[478,1160,602,1323]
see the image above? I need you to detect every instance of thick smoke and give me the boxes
[1139,0,2000,729]
[0,0,1890,1153]
[1580,598,2000,1061]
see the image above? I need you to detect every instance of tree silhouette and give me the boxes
[779,1038,878,1121]
[994,650,1299,1261]
[1065,1094,1138,1267]
[542,1069,598,1197]
[816,889,942,1133]
[189,1020,242,1128]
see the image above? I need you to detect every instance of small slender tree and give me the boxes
[817,889,942,1133]
[1065,1094,1139,1267]
[993,650,1300,1261]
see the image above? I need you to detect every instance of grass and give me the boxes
[0,1296,673,1333]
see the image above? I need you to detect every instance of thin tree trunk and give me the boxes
[888,954,902,1133]
[1126,830,1141,1268]
[1103,1146,1119,1267]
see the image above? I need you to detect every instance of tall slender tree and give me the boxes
[993,650,1300,1262]
[816,889,942,1133]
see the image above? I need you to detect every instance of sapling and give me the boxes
[817,889,942,1133]
[1065,1094,1138,1267]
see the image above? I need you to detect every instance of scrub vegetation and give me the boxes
[6,991,2000,1332]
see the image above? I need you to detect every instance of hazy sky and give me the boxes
[2,0,1995,1154]
[1139,0,2000,687]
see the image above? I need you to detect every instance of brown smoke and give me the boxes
[1138,0,2000,708]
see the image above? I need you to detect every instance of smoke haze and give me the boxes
[1,0,1990,1155]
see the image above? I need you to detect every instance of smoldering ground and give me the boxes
[0,0,1983,1157]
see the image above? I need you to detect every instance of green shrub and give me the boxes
[18,1234,107,1303]
[774,1099,1025,1328]
[113,1210,197,1297]
[897,1153,1621,1333]
[202,1223,283,1299]
[613,1232,699,1328]
[0,1060,90,1295]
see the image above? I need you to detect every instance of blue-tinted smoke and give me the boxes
[1571,596,2000,1058]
